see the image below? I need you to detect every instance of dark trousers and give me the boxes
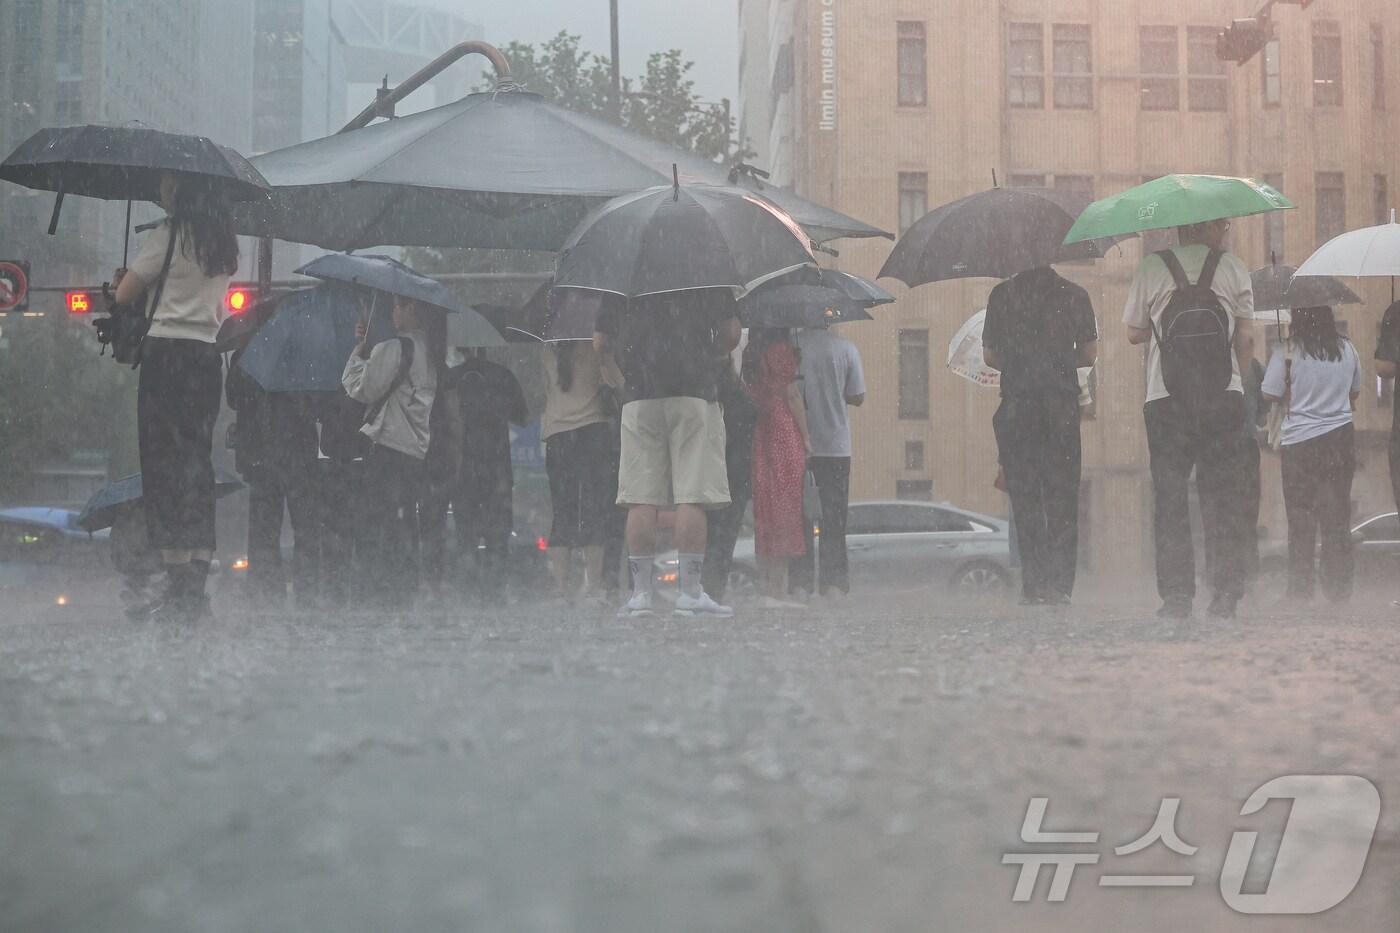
[138,338,222,552]
[993,395,1082,600]
[704,479,752,600]
[1144,394,1247,604]
[317,458,362,608]
[1281,424,1355,601]
[360,445,424,611]
[419,480,512,601]
[790,457,852,595]
[246,462,319,605]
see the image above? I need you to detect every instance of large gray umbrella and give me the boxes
[554,183,817,299]
[235,89,888,251]
[1251,264,1362,312]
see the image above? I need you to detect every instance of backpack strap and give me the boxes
[1197,249,1224,291]
[1155,249,1192,290]
[363,336,415,426]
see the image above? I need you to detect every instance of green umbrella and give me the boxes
[1063,174,1293,245]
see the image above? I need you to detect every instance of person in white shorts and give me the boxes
[594,289,742,618]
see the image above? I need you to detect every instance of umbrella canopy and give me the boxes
[554,183,816,299]
[235,90,889,251]
[741,284,862,329]
[78,471,245,533]
[295,254,465,314]
[1251,264,1362,313]
[821,269,895,306]
[1,124,270,203]
[234,283,394,393]
[880,187,1118,287]
[1294,212,1400,279]
[947,310,1000,389]
[213,298,277,353]
[506,287,620,343]
[445,307,507,348]
[1064,174,1293,245]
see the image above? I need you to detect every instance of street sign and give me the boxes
[0,260,30,313]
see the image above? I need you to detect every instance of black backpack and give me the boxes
[1149,249,1233,409]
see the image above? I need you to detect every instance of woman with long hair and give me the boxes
[1262,304,1362,603]
[743,327,810,609]
[343,294,443,611]
[113,174,238,621]
[542,341,622,604]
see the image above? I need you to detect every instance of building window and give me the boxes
[1187,26,1228,112]
[1374,25,1387,111]
[55,80,83,125]
[1140,26,1179,111]
[1053,175,1094,203]
[896,480,934,502]
[1263,174,1286,264]
[1007,173,1046,188]
[1053,24,1093,109]
[1313,21,1343,107]
[1008,23,1045,109]
[1316,172,1346,248]
[1261,39,1282,108]
[898,172,928,236]
[897,22,928,107]
[1376,175,1391,226]
[904,441,925,471]
[898,329,930,421]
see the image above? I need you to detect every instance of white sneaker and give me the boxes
[618,591,656,619]
[760,596,808,611]
[674,592,735,618]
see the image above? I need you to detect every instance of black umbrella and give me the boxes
[555,181,817,299]
[235,89,889,251]
[1252,264,1363,312]
[503,286,620,343]
[741,285,862,329]
[0,124,269,248]
[821,269,896,306]
[878,187,1120,287]
[78,471,245,533]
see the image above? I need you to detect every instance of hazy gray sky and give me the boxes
[461,1,739,103]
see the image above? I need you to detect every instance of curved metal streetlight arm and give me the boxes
[340,40,514,133]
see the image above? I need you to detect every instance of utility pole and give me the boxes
[609,0,622,119]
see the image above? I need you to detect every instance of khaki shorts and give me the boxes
[618,398,731,509]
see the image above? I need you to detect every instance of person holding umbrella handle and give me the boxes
[113,173,239,623]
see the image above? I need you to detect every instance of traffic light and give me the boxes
[66,290,93,314]
[225,287,253,314]
[1217,16,1275,65]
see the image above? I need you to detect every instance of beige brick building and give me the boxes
[738,0,1400,580]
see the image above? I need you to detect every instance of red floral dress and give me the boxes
[749,342,807,558]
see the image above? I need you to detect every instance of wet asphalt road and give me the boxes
[2,588,1398,933]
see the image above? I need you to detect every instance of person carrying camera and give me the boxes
[113,174,238,622]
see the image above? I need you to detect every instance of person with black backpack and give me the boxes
[1124,218,1256,619]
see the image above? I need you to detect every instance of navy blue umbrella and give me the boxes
[78,471,245,533]
[295,253,466,313]
[235,283,394,393]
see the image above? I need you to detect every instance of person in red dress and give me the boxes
[743,328,811,608]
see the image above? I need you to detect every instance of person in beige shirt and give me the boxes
[542,343,622,602]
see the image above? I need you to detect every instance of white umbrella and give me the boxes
[1295,211,1400,301]
[947,310,1000,388]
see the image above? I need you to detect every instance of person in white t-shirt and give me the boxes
[112,174,238,622]
[1261,305,1361,603]
[1123,218,1255,620]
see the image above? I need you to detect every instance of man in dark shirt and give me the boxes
[595,290,743,618]
[983,265,1098,605]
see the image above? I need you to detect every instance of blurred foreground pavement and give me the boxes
[2,588,1398,932]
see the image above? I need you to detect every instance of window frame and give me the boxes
[1052,23,1094,110]
[1313,20,1344,108]
[1186,25,1229,112]
[1007,22,1046,110]
[1315,171,1347,250]
[898,171,928,237]
[897,21,928,107]
[1261,38,1282,108]
[1140,25,1180,112]
[897,328,931,421]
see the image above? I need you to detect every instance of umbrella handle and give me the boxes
[47,188,65,236]
[122,200,132,267]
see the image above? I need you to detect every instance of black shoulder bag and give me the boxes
[94,225,178,367]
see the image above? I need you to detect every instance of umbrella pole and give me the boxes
[122,200,132,268]
[46,188,65,236]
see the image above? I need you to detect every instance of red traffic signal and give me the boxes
[225,287,253,315]
[66,290,93,314]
